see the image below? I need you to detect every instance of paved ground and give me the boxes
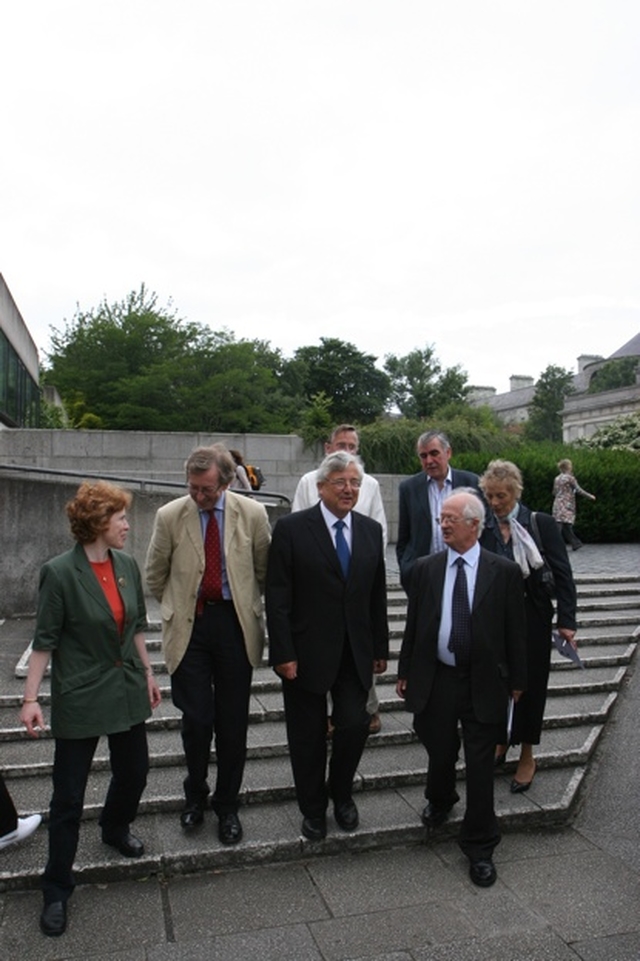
[0,543,638,960]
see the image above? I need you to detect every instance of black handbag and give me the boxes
[529,512,557,599]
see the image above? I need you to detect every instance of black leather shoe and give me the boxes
[102,831,144,858]
[334,800,359,831]
[469,859,497,887]
[421,803,450,828]
[301,816,327,841]
[180,803,205,830]
[421,789,460,829]
[218,812,243,845]
[40,900,67,937]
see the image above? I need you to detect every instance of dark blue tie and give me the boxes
[334,520,350,579]
[448,557,471,667]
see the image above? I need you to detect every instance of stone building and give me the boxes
[468,334,640,442]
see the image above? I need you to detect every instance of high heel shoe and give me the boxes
[494,750,507,768]
[510,760,537,794]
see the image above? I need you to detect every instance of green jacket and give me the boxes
[33,543,151,739]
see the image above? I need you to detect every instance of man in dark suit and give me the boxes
[397,489,526,887]
[396,430,481,591]
[266,451,389,841]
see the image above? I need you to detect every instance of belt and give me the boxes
[196,598,233,616]
[437,659,470,679]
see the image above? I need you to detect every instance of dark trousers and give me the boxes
[42,723,149,904]
[170,602,252,816]
[413,662,503,862]
[559,522,582,549]
[282,643,369,819]
[0,772,19,837]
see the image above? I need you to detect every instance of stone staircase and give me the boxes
[0,574,638,893]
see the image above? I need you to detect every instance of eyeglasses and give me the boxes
[187,484,222,497]
[327,478,362,491]
[437,514,468,525]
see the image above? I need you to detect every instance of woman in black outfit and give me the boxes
[479,460,578,792]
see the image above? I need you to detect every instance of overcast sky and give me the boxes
[2,1,639,392]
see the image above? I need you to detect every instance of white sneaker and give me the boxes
[0,814,42,850]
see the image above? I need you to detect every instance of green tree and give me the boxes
[287,338,390,424]
[384,344,469,418]
[298,392,334,448]
[42,287,296,432]
[525,365,575,442]
[587,357,638,394]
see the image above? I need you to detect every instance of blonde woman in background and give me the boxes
[552,459,596,551]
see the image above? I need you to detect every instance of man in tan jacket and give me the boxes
[145,444,271,845]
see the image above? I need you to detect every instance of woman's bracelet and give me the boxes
[22,697,38,704]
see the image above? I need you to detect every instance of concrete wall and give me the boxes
[0,476,293,617]
[0,430,407,616]
[0,429,322,502]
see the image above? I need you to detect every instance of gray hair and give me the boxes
[316,451,364,484]
[185,444,236,486]
[417,429,451,452]
[443,487,486,535]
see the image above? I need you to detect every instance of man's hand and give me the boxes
[396,677,407,699]
[373,659,387,675]
[558,627,577,650]
[275,661,298,681]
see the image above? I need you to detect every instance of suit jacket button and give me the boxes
[115,659,123,667]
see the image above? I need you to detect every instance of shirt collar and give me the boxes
[447,540,480,568]
[427,468,453,487]
[320,501,351,529]
[199,490,226,516]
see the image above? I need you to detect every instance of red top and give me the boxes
[90,558,125,635]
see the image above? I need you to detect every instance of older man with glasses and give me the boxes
[266,451,389,841]
[397,489,526,888]
[145,444,271,845]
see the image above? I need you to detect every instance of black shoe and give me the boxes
[510,761,537,794]
[469,859,497,887]
[334,800,359,831]
[218,812,243,845]
[421,803,450,828]
[421,791,459,829]
[40,900,67,937]
[301,816,327,841]
[180,803,205,830]
[102,831,144,858]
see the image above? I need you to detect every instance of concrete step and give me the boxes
[0,687,615,773]
[0,575,636,894]
[0,763,588,893]
[0,645,634,733]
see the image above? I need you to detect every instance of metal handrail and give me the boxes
[0,462,291,507]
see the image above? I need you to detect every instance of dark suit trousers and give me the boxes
[413,662,503,862]
[171,602,252,815]
[282,642,369,819]
[42,723,148,904]
[0,772,18,837]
